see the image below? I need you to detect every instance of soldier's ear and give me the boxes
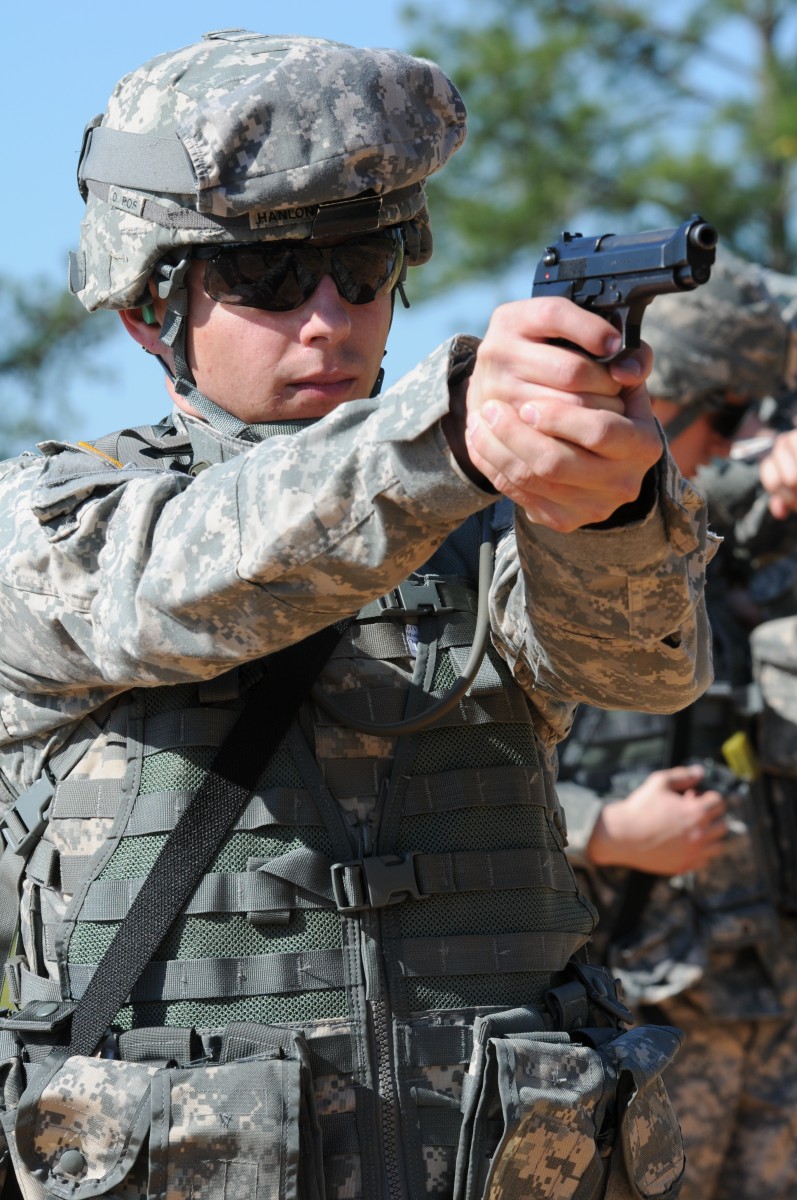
[119,303,164,353]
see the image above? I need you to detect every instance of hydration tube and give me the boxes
[311,510,495,736]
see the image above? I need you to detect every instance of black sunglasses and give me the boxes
[197,229,405,313]
[707,397,755,439]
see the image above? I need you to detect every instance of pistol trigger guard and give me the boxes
[595,301,646,364]
[593,307,629,364]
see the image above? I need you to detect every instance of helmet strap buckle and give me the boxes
[156,256,192,302]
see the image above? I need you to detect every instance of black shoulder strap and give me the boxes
[606,703,694,947]
[68,623,345,1057]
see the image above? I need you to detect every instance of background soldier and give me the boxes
[558,250,797,1200]
[0,31,712,1199]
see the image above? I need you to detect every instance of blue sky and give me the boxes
[3,3,510,441]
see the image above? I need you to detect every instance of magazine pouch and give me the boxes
[2,1022,324,1200]
[454,1009,684,1200]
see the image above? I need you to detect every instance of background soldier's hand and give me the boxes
[586,764,728,875]
[460,297,663,531]
[759,427,797,518]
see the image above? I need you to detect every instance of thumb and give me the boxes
[664,762,707,793]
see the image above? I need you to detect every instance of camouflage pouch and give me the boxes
[0,1040,24,1200]
[454,1012,684,1200]
[2,1023,324,1199]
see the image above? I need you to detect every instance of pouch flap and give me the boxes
[150,1056,308,1200]
[608,1026,685,1200]
[12,1054,158,1199]
[481,1036,612,1200]
[605,1024,682,1092]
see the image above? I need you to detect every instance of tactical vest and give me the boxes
[560,683,788,1017]
[750,616,797,919]
[0,419,685,1200]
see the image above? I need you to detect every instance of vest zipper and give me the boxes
[371,987,404,1199]
[356,818,405,1200]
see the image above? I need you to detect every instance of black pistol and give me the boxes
[532,214,719,361]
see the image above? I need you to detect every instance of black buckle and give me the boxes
[0,1000,77,1035]
[568,962,633,1027]
[1,776,55,857]
[378,579,452,620]
[331,853,427,913]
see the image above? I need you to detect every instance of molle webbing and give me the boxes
[43,589,591,1026]
[25,570,593,1200]
[61,682,347,1031]
[59,776,584,1024]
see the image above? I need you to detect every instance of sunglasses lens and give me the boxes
[203,232,403,312]
[710,403,751,438]
[331,237,403,304]
[204,244,323,311]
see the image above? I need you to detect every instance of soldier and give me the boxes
[0,31,712,1200]
[558,250,797,1200]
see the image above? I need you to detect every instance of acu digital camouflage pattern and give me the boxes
[645,247,789,406]
[459,1024,683,1200]
[642,608,797,1200]
[0,337,714,799]
[498,447,715,731]
[8,1030,323,1200]
[71,29,467,311]
[640,1000,797,1200]
[1,168,716,1199]
[0,346,713,1200]
[751,615,797,775]
[558,445,797,1200]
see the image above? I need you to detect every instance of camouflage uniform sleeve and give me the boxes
[489,441,718,746]
[0,338,492,718]
[554,781,606,867]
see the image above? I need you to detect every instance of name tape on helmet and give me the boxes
[249,207,319,231]
[109,188,146,218]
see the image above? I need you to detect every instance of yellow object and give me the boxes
[77,442,123,469]
[722,730,761,782]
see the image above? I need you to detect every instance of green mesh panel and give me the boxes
[77,687,348,1031]
[69,922,120,964]
[431,653,458,691]
[140,684,203,718]
[139,747,217,794]
[140,738,304,796]
[160,911,342,960]
[397,805,554,855]
[407,973,552,1012]
[258,744,306,788]
[117,989,348,1029]
[98,828,333,880]
[431,644,512,693]
[412,725,538,774]
[396,889,592,940]
[69,910,342,964]
[211,828,333,871]
[98,833,168,878]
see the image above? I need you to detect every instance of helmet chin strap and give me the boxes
[369,368,385,398]
[153,258,255,438]
[367,275,409,398]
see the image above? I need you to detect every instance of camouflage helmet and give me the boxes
[755,264,797,397]
[646,246,789,411]
[69,29,467,312]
